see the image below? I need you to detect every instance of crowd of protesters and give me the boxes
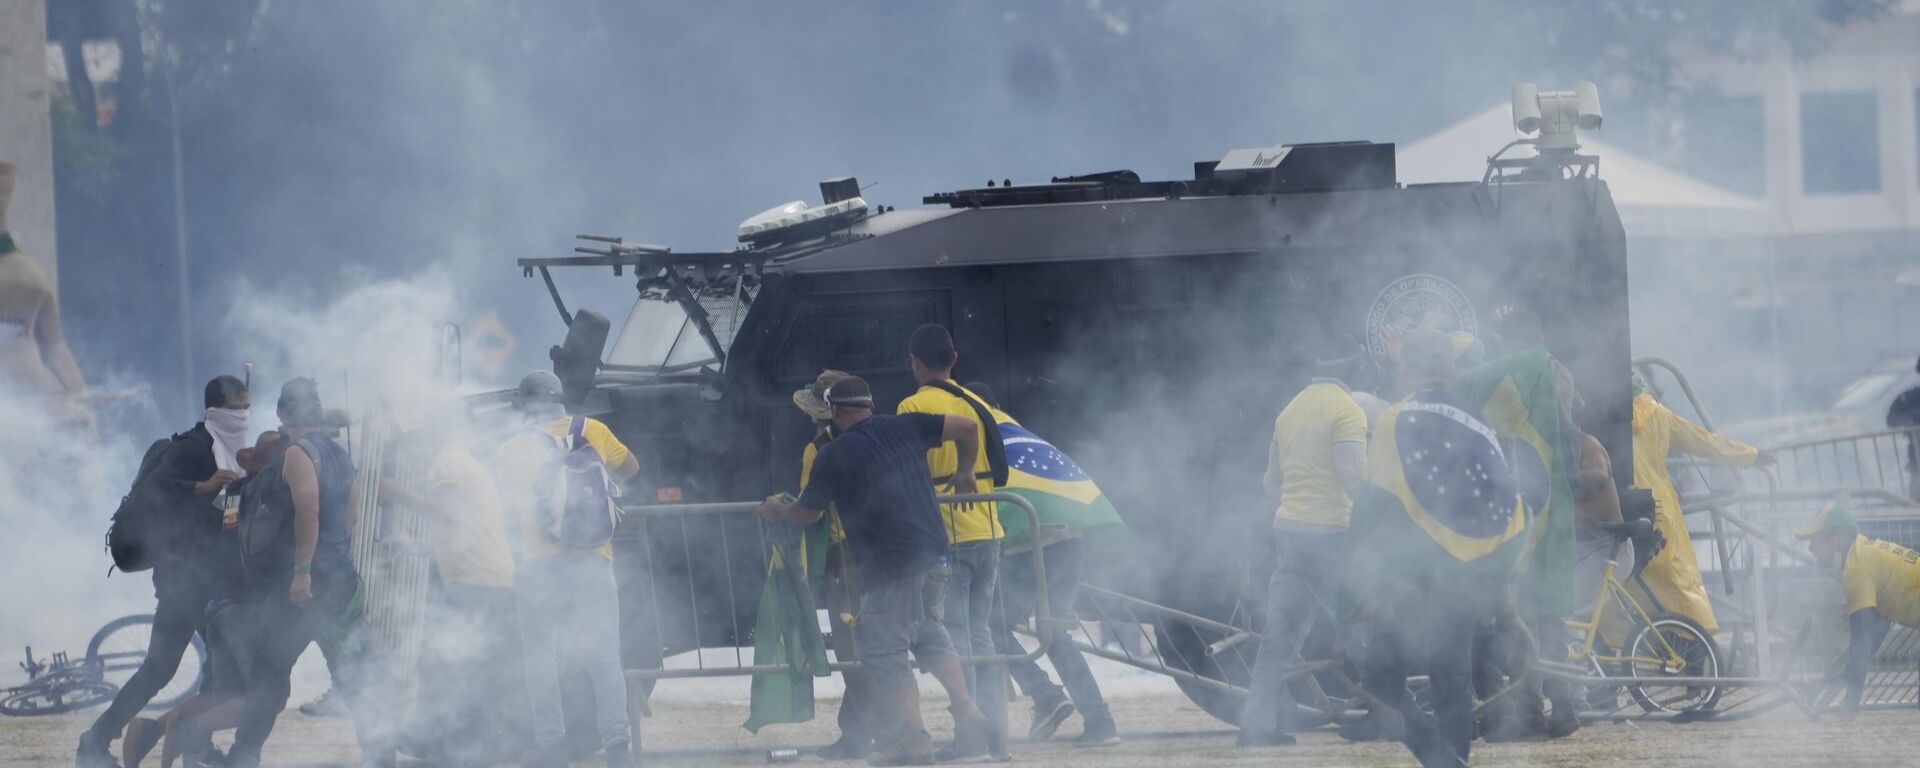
[70,310,1872,768]
[75,371,641,768]
[758,324,1128,765]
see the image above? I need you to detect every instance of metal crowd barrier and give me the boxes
[615,492,1051,757]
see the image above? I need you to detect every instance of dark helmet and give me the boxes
[515,370,565,409]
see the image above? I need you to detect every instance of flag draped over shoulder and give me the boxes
[1347,391,1528,616]
[987,409,1127,552]
[744,534,831,733]
[1455,351,1579,616]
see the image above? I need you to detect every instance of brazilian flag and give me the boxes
[744,531,831,733]
[1456,351,1579,616]
[987,410,1128,553]
[1347,391,1528,616]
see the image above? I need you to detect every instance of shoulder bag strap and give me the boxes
[927,381,1009,486]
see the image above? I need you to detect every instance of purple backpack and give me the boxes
[535,417,623,548]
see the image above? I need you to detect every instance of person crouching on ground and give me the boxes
[1798,497,1920,714]
[758,376,992,767]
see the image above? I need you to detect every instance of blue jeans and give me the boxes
[1239,531,1345,737]
[856,564,956,690]
[517,553,629,751]
[992,538,1111,724]
[944,541,1006,742]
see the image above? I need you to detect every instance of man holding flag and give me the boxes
[1454,309,1584,739]
[967,382,1125,748]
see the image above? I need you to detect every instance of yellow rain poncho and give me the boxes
[1629,392,1758,634]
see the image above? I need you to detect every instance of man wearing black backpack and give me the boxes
[78,376,250,768]
[496,371,642,768]
[225,378,388,768]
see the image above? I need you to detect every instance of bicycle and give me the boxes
[1564,519,1724,713]
[0,615,207,717]
[1,647,116,716]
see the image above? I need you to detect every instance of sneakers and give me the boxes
[1027,697,1074,742]
[605,741,635,768]
[75,730,116,768]
[1338,709,1405,743]
[1481,712,1549,743]
[1234,730,1296,748]
[299,688,350,718]
[1546,699,1582,739]
[941,705,993,763]
[817,735,874,761]
[1071,718,1120,748]
[866,730,935,767]
[931,745,993,764]
[518,745,568,768]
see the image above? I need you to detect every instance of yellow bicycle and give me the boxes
[1564,520,1724,713]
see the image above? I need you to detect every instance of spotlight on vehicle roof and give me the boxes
[1511,82,1601,151]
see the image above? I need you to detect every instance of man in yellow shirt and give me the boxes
[496,372,641,768]
[1238,348,1370,747]
[895,324,1015,758]
[381,408,519,766]
[1798,499,1920,713]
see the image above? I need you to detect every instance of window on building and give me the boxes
[1677,93,1766,197]
[1800,91,1880,195]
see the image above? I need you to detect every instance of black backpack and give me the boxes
[105,434,185,573]
[236,434,324,585]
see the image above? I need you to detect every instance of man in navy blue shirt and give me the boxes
[759,376,991,766]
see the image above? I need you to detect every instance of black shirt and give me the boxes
[146,424,224,568]
[798,413,951,582]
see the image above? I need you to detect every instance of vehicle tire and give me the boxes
[1623,614,1722,713]
[0,680,119,716]
[1152,617,1248,725]
[86,614,208,712]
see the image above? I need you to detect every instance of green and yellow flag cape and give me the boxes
[1456,350,1579,616]
[986,407,1127,553]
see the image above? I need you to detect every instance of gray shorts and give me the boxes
[856,563,956,689]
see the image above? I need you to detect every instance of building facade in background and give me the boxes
[0,0,56,285]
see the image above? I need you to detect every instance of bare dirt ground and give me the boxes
[8,685,1920,767]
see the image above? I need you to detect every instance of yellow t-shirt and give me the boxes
[1272,380,1369,529]
[897,382,1004,543]
[425,445,516,588]
[1843,535,1920,627]
[497,417,633,560]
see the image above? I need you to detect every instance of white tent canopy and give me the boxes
[1397,105,1772,239]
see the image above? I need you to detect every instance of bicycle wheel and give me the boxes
[87,614,207,711]
[1623,614,1722,713]
[0,680,118,716]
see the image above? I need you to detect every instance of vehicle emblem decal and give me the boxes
[1366,273,1478,359]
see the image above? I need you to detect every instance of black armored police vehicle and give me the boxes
[515,138,1632,721]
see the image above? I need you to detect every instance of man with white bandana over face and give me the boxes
[79,376,251,768]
